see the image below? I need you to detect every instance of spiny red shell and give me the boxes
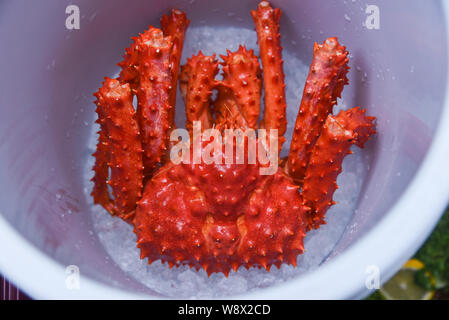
[215,46,262,130]
[92,2,378,276]
[335,107,377,148]
[288,37,350,184]
[134,28,173,177]
[161,9,190,129]
[302,107,376,230]
[302,115,355,230]
[252,1,287,148]
[92,78,143,222]
[179,52,219,135]
[118,27,174,177]
[134,144,308,275]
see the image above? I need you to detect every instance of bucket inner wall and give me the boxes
[0,0,446,297]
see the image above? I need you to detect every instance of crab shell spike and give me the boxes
[287,37,350,184]
[252,1,287,148]
[133,28,174,177]
[135,143,309,275]
[117,27,161,89]
[217,45,262,129]
[93,78,143,222]
[302,107,376,230]
[118,44,139,89]
[161,9,190,130]
[179,52,219,135]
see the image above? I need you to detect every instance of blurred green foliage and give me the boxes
[414,208,449,292]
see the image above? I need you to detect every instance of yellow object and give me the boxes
[379,259,435,300]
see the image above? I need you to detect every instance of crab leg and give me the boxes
[131,28,173,177]
[161,9,190,130]
[92,78,144,223]
[287,37,349,184]
[251,1,287,147]
[214,46,262,130]
[301,107,375,230]
[179,52,219,135]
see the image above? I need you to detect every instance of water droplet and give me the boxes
[89,12,97,22]
[46,60,56,70]
[344,14,351,22]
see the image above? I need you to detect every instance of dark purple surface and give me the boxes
[0,275,30,300]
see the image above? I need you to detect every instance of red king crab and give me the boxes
[92,1,376,275]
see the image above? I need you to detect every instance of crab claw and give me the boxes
[302,107,376,230]
[215,46,262,131]
[180,52,219,135]
[334,107,377,148]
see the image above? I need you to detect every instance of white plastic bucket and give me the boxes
[0,0,448,299]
